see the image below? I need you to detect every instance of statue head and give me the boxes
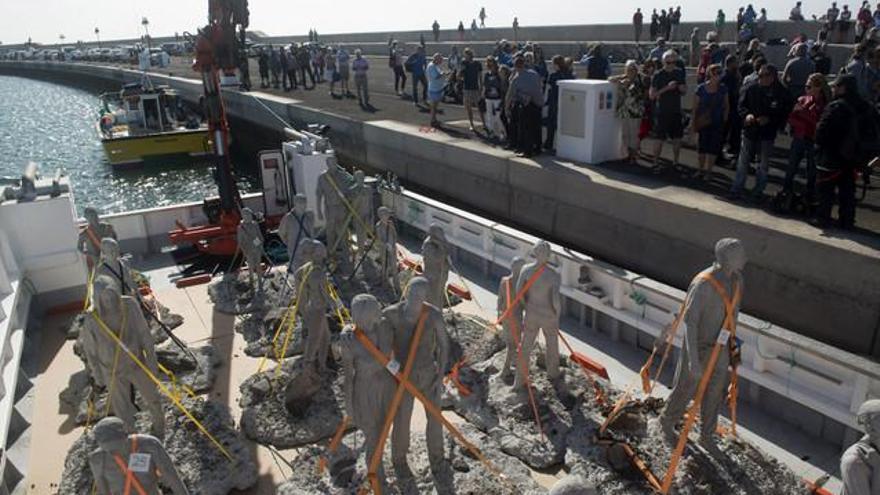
[510,256,526,280]
[377,206,392,222]
[93,275,122,316]
[351,294,382,333]
[354,169,365,186]
[293,194,308,215]
[84,207,99,227]
[100,238,120,264]
[242,207,255,223]
[310,240,327,263]
[714,238,746,276]
[403,276,429,309]
[93,417,128,451]
[428,224,446,243]
[533,241,551,264]
[857,399,880,441]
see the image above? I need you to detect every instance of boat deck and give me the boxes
[22,245,845,494]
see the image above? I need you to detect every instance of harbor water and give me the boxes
[0,75,259,215]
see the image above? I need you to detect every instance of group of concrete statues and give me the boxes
[339,277,451,484]
[495,241,562,390]
[77,209,187,494]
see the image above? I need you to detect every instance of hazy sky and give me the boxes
[1,0,838,45]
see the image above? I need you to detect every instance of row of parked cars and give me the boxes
[0,41,192,64]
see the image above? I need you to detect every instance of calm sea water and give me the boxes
[0,75,258,216]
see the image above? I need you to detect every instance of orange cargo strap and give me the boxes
[111,437,148,495]
[318,416,351,474]
[365,305,429,495]
[659,273,740,494]
[443,358,472,396]
[494,263,546,326]
[505,279,546,442]
[354,311,508,494]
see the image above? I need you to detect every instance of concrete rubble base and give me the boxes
[58,341,220,425]
[208,271,291,315]
[58,397,258,495]
[239,356,348,449]
[275,423,547,495]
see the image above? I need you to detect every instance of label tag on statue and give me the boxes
[385,359,401,376]
[128,453,151,473]
[716,329,731,346]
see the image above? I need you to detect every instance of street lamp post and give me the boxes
[95,27,101,48]
[141,17,151,51]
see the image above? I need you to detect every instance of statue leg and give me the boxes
[513,322,540,390]
[109,375,138,432]
[500,320,517,377]
[699,353,730,443]
[390,393,415,472]
[303,312,320,366]
[357,395,387,484]
[422,377,445,471]
[541,322,560,380]
[659,349,697,440]
[132,368,166,439]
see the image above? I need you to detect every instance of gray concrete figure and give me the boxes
[421,224,450,309]
[80,276,165,439]
[237,208,264,292]
[548,474,598,495]
[339,294,396,486]
[95,238,137,300]
[349,170,373,252]
[315,158,352,259]
[383,277,450,476]
[78,207,118,268]
[659,238,746,451]
[277,194,315,272]
[513,241,562,390]
[498,257,526,379]
[375,207,400,294]
[88,417,188,495]
[841,399,880,495]
[295,241,333,372]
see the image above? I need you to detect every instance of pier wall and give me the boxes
[3,60,879,359]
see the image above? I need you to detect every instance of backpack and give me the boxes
[404,54,416,73]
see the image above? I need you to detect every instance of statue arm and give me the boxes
[841,451,873,495]
[82,321,108,388]
[144,437,190,495]
[88,454,112,495]
[552,273,562,317]
[130,300,160,374]
[277,215,290,245]
[496,279,506,316]
[315,180,326,220]
[340,333,356,418]
[433,312,451,374]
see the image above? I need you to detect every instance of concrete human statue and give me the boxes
[95,238,137,300]
[383,276,451,477]
[421,224,450,308]
[295,240,333,372]
[80,275,165,439]
[658,238,746,453]
[349,170,373,252]
[513,241,562,390]
[375,206,400,294]
[841,399,880,495]
[315,157,352,259]
[236,208,264,292]
[498,257,526,380]
[88,417,189,495]
[339,294,395,486]
[277,194,315,272]
[78,207,118,269]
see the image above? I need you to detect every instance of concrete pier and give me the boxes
[2,59,878,359]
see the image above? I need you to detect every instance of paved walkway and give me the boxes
[99,57,880,239]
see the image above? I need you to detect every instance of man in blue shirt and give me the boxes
[406,46,428,105]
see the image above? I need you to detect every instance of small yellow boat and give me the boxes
[98,81,212,167]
